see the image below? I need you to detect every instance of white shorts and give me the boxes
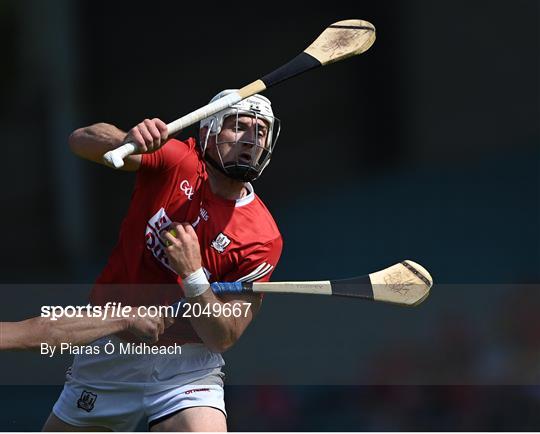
[52,336,226,431]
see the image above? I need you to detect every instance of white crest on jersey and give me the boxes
[211,232,231,253]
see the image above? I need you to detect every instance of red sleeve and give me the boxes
[140,137,197,172]
[224,236,283,283]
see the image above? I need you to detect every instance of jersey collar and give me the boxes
[235,183,255,207]
[204,181,255,208]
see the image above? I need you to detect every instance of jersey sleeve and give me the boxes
[140,138,197,172]
[224,236,283,283]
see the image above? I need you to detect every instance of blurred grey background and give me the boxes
[0,0,538,430]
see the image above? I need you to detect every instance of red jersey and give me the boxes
[90,138,283,345]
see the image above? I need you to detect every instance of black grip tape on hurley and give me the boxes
[261,52,321,88]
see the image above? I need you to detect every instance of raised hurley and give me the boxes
[103,19,376,168]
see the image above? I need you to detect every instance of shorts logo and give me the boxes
[77,390,97,412]
[211,232,231,253]
[184,388,210,395]
[180,179,194,200]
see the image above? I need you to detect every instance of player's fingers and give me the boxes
[162,231,180,248]
[176,222,189,230]
[148,316,162,342]
[159,225,173,237]
[131,317,158,343]
[144,323,158,343]
[154,317,164,335]
[148,328,159,344]
[129,128,148,153]
[144,118,163,148]
[171,223,191,241]
[161,223,180,240]
[177,222,194,235]
[164,315,175,329]
[182,223,199,241]
[152,118,169,142]
[173,222,188,233]
[138,120,156,150]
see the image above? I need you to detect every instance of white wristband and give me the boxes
[182,268,210,298]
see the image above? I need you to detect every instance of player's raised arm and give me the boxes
[68,118,168,171]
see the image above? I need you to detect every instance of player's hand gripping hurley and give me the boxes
[103,19,376,168]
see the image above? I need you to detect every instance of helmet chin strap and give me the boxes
[204,154,259,182]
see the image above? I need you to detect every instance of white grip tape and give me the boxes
[102,92,243,169]
[103,142,137,168]
[167,92,242,136]
[182,267,210,298]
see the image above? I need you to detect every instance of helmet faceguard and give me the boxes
[200,90,281,182]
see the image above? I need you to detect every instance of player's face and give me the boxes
[209,115,269,164]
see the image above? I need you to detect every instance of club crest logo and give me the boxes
[180,179,194,200]
[211,232,231,253]
[77,390,97,412]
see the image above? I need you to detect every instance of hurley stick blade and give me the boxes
[369,260,433,306]
[304,19,376,65]
[255,18,376,89]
